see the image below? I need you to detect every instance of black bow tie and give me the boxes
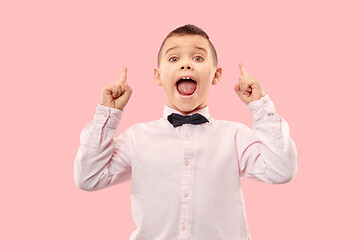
[167,113,209,127]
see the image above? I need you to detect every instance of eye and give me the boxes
[169,57,179,62]
[193,56,204,62]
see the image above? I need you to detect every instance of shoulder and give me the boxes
[124,118,166,134]
[210,118,252,134]
[116,119,163,142]
[211,119,257,146]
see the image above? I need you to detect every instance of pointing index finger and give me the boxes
[239,62,249,77]
[119,66,127,83]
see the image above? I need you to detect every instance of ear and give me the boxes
[212,66,222,85]
[154,67,162,86]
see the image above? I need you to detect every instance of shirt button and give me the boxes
[181,223,187,230]
[184,159,190,166]
[184,135,190,141]
[184,192,189,198]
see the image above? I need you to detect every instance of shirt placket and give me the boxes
[179,125,192,239]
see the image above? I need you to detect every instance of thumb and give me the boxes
[234,82,240,92]
[115,83,133,110]
[234,82,250,103]
[122,83,133,99]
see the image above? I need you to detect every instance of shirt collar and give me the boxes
[163,105,211,121]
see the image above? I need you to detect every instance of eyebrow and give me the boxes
[165,46,208,55]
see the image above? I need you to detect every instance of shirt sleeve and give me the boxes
[74,104,132,191]
[236,95,298,184]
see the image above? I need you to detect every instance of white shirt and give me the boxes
[74,95,297,240]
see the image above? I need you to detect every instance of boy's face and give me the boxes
[154,35,222,115]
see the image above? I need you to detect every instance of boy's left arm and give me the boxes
[234,62,298,184]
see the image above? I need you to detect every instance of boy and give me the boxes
[74,24,297,240]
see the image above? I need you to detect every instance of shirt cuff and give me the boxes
[247,95,277,120]
[93,104,123,128]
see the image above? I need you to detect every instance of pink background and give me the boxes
[1,0,359,239]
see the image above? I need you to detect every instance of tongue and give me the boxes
[177,81,196,95]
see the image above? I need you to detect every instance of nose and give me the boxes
[180,60,192,70]
[181,65,192,70]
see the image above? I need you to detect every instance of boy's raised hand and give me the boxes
[234,62,265,105]
[100,66,133,110]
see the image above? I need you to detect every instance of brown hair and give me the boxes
[157,24,218,67]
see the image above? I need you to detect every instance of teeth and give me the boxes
[177,77,196,85]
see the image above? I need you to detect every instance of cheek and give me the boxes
[199,65,212,76]
[164,82,175,92]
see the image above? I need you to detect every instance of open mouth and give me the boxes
[176,77,197,96]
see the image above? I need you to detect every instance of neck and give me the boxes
[168,105,207,116]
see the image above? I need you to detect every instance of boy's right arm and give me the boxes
[74,67,133,191]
